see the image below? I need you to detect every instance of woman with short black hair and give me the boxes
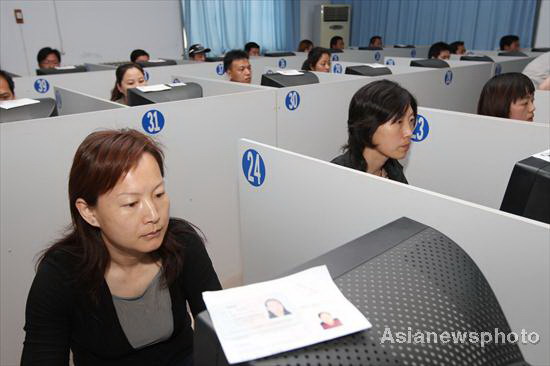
[331,80,417,183]
[301,47,331,73]
[478,73,535,122]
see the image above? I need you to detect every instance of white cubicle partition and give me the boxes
[329,49,384,64]
[53,86,126,115]
[238,139,549,365]
[0,86,277,366]
[534,90,550,123]
[402,107,550,209]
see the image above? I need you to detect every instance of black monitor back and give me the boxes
[136,59,177,68]
[0,98,58,123]
[127,82,203,106]
[205,56,224,62]
[394,44,414,48]
[194,217,526,366]
[36,65,87,75]
[264,51,296,57]
[500,155,550,224]
[531,47,550,52]
[4,71,20,78]
[261,71,319,88]
[498,51,528,57]
[460,55,494,62]
[358,46,383,50]
[328,48,343,53]
[345,65,392,76]
[410,58,450,68]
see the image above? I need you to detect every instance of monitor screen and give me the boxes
[345,65,392,76]
[497,51,528,57]
[36,65,88,75]
[358,46,383,50]
[260,71,319,88]
[127,82,203,106]
[410,59,450,68]
[500,154,550,224]
[0,98,57,123]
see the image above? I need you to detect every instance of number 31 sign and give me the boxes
[141,109,165,134]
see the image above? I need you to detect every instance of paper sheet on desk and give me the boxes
[203,265,371,364]
[0,98,40,110]
[136,84,171,93]
[277,70,304,76]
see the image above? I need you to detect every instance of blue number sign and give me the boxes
[141,109,165,134]
[386,59,395,65]
[332,63,343,74]
[332,54,339,61]
[34,78,49,93]
[242,149,266,187]
[375,52,381,61]
[216,64,224,75]
[412,114,430,142]
[285,91,300,111]
[444,70,453,85]
[278,58,287,68]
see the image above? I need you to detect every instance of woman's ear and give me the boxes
[117,83,124,95]
[75,198,100,228]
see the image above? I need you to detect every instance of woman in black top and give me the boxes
[21,129,221,366]
[331,80,418,184]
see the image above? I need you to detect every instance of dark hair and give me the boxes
[37,47,61,65]
[477,73,534,118]
[449,41,464,54]
[110,63,145,102]
[301,47,331,71]
[130,49,149,63]
[223,49,249,72]
[369,36,382,46]
[244,42,260,53]
[428,42,451,59]
[298,39,313,52]
[39,129,195,300]
[0,69,15,94]
[500,35,519,50]
[345,80,418,168]
[330,36,344,48]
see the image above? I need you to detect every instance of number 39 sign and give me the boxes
[142,109,165,134]
[242,149,266,187]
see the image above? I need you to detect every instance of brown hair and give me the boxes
[110,63,145,102]
[477,73,535,119]
[298,39,313,52]
[40,129,191,300]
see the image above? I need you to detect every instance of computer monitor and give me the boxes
[136,59,177,68]
[358,46,383,50]
[497,51,528,57]
[460,55,494,62]
[260,71,319,88]
[264,52,296,57]
[205,57,224,62]
[36,65,88,75]
[194,217,526,365]
[394,44,414,48]
[531,47,550,52]
[500,154,550,224]
[345,65,392,76]
[410,59,450,68]
[0,98,57,123]
[328,48,343,53]
[126,82,203,106]
[4,71,20,78]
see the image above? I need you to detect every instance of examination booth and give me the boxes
[206,139,549,365]
[0,76,279,366]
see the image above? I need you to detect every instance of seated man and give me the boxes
[223,50,251,84]
[330,36,345,50]
[428,42,451,60]
[130,49,150,63]
[245,42,261,56]
[37,47,61,69]
[500,35,520,52]
[449,41,466,55]
[0,70,15,101]
[188,44,211,62]
[369,35,383,48]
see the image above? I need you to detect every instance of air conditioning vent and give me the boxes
[323,6,349,22]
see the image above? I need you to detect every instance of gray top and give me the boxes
[112,270,174,349]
